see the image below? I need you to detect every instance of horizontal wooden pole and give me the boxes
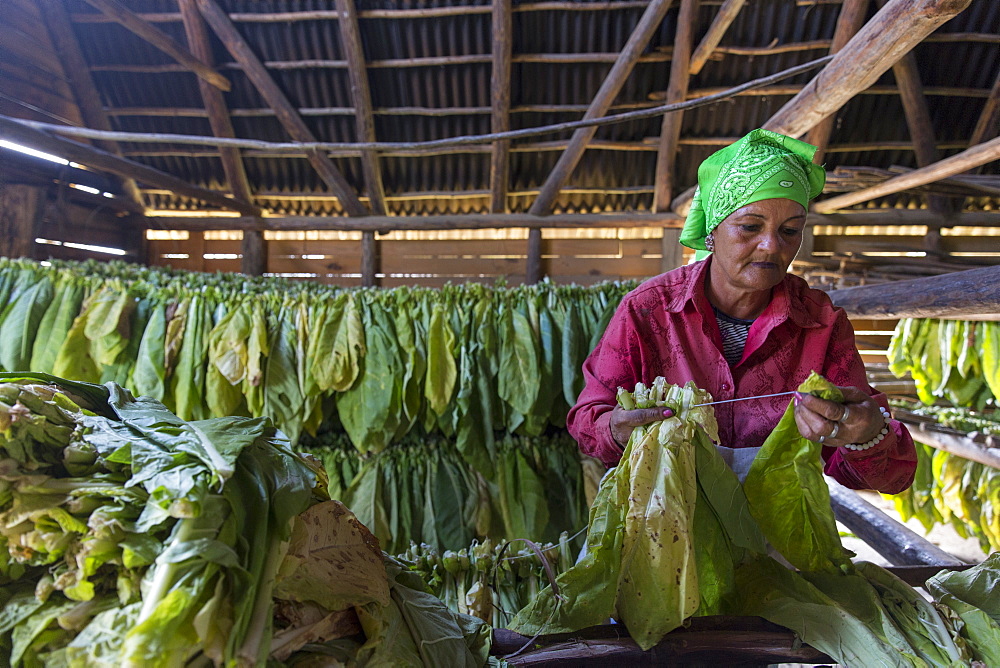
[0,115,257,216]
[827,478,965,567]
[814,136,1000,213]
[146,212,683,232]
[896,411,1000,469]
[827,265,1000,319]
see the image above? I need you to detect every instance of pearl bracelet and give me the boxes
[841,407,891,451]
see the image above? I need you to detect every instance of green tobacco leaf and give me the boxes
[0,275,53,372]
[131,302,167,401]
[743,372,853,574]
[31,278,86,375]
[425,302,457,417]
[497,303,539,419]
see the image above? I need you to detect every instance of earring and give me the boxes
[705,234,715,252]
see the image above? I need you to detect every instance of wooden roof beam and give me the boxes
[195,0,368,217]
[673,0,973,215]
[528,0,675,218]
[490,0,513,214]
[179,0,264,276]
[688,0,745,76]
[812,135,1000,213]
[970,68,1000,147]
[82,0,230,92]
[38,0,144,211]
[804,0,869,163]
[654,0,698,211]
[0,115,258,215]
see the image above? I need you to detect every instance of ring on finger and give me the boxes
[818,435,826,444]
[829,422,840,440]
[839,405,851,423]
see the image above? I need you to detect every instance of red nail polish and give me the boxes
[662,409,674,417]
[794,392,804,400]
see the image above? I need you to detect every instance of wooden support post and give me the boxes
[0,185,44,259]
[528,0,674,216]
[335,0,387,216]
[688,0,745,76]
[812,136,1000,213]
[196,0,368,217]
[360,230,379,287]
[804,0,870,163]
[896,412,1000,469]
[827,479,964,567]
[660,227,683,273]
[653,0,698,211]
[179,0,265,275]
[83,0,231,91]
[970,68,1000,146]
[39,0,145,212]
[764,0,972,139]
[526,228,543,284]
[826,264,1000,320]
[490,0,513,214]
[0,115,259,215]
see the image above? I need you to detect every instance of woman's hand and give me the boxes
[793,386,884,448]
[609,405,675,449]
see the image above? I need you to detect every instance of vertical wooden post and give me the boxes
[361,231,380,287]
[490,0,513,214]
[123,213,149,264]
[242,230,267,276]
[660,228,683,272]
[0,185,44,259]
[526,228,543,285]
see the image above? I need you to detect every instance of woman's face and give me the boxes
[710,198,806,293]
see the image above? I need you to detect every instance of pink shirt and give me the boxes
[567,259,916,494]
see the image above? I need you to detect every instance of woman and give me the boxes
[568,129,916,493]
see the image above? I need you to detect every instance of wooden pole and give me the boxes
[490,0,513,214]
[195,0,368,217]
[653,0,698,211]
[335,0,387,217]
[688,0,745,76]
[39,0,145,211]
[896,411,1000,470]
[360,230,378,287]
[0,116,259,216]
[763,0,972,139]
[525,228,543,284]
[804,0,870,163]
[827,479,964,567]
[0,185,44,259]
[970,69,1000,147]
[826,264,1000,320]
[812,136,1000,213]
[179,0,265,276]
[527,0,675,217]
[83,0,230,92]
[660,228,684,272]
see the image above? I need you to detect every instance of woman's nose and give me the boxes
[758,233,780,251]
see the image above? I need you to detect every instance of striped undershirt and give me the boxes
[713,306,755,366]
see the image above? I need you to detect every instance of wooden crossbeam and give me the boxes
[178,0,264,275]
[526,0,674,221]
[83,0,230,92]
[688,0,744,76]
[970,68,1000,146]
[804,0,869,163]
[38,0,144,212]
[654,0,698,211]
[490,0,513,214]
[0,115,258,215]
[195,0,368,217]
[812,136,1000,213]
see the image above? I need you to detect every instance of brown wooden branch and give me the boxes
[83,0,230,92]
[654,0,698,211]
[813,136,1000,213]
[490,0,513,214]
[38,0,145,211]
[194,0,367,216]
[688,0,745,75]
[896,409,1000,469]
[0,115,257,215]
[527,0,675,217]
[970,68,1000,146]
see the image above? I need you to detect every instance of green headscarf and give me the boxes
[679,129,826,256]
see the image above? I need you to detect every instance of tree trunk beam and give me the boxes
[970,69,1000,147]
[83,0,230,92]
[490,0,513,214]
[895,409,1000,470]
[688,0,745,76]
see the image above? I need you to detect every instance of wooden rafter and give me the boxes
[489,0,513,214]
[528,0,675,218]
[970,68,1000,146]
[195,0,368,217]
[688,0,744,76]
[812,135,1000,213]
[38,0,144,211]
[0,115,259,215]
[654,0,699,212]
[804,0,869,163]
[83,0,230,92]
[178,0,265,276]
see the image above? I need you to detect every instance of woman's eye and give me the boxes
[782,227,803,236]
[740,224,761,232]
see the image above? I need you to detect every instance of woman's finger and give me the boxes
[794,391,846,422]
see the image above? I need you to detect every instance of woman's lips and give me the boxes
[751,261,778,269]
